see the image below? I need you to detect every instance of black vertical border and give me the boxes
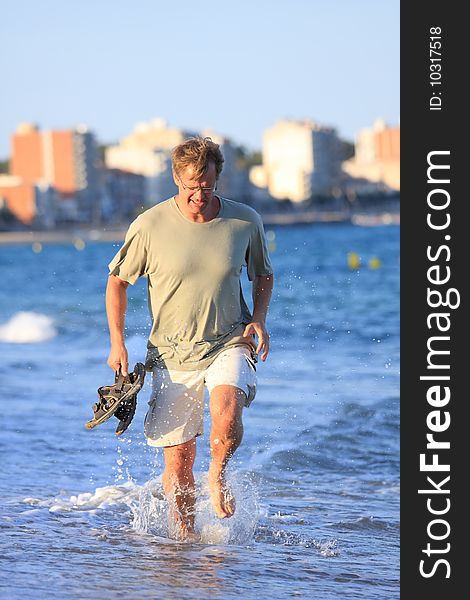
[401,3,465,597]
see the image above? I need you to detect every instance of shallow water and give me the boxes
[0,223,399,599]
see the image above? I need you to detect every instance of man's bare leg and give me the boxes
[208,385,245,518]
[162,438,197,540]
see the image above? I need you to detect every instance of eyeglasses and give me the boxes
[178,176,217,195]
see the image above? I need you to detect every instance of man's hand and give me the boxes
[243,321,270,361]
[107,343,129,376]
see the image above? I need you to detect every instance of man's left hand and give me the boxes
[243,321,270,361]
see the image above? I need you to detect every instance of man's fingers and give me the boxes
[258,337,270,361]
[261,341,270,361]
[245,322,270,357]
[119,358,129,376]
[107,354,128,376]
[243,324,254,337]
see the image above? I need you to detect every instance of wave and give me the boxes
[0,311,57,343]
[330,515,399,531]
[255,522,339,556]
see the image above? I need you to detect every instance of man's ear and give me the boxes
[172,169,179,187]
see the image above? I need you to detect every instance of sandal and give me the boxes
[114,393,138,436]
[85,363,146,434]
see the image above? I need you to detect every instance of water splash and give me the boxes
[130,471,260,545]
[0,311,57,343]
[22,471,260,545]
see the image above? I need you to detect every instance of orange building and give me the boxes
[11,124,44,182]
[0,176,36,224]
[375,126,400,162]
[5,123,99,224]
[47,130,76,195]
[11,124,82,196]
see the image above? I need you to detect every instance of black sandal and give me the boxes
[85,363,146,435]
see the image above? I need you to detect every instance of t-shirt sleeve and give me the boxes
[246,213,274,281]
[108,220,148,285]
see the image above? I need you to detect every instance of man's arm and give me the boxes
[106,274,130,375]
[243,274,274,362]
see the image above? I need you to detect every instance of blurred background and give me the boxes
[0,2,400,599]
[0,0,399,233]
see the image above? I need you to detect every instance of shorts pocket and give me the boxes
[244,354,257,372]
[243,355,257,407]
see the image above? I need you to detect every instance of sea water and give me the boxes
[0,223,399,599]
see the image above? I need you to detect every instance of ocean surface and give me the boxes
[0,222,399,599]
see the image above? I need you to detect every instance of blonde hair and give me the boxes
[171,137,224,180]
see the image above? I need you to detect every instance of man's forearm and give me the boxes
[106,276,128,345]
[252,274,274,323]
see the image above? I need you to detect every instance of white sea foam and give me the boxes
[22,472,260,545]
[0,311,57,343]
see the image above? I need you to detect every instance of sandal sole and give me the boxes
[85,366,145,430]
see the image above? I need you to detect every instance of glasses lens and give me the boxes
[180,178,215,194]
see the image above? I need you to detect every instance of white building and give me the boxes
[105,146,175,205]
[105,119,197,205]
[201,129,248,201]
[254,119,342,202]
[105,119,248,204]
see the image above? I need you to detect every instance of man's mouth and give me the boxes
[190,199,206,208]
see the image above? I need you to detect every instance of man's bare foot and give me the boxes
[208,468,235,518]
[168,515,198,542]
[176,523,199,542]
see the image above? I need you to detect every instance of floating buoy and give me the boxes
[74,238,85,251]
[347,252,361,269]
[369,257,381,269]
[32,242,42,253]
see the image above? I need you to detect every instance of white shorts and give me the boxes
[144,346,257,448]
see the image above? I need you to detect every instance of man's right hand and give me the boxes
[107,343,129,376]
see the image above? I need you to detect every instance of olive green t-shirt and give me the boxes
[108,196,273,371]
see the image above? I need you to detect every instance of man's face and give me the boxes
[174,161,218,218]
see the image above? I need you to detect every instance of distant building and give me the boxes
[342,119,400,192]
[105,145,175,205]
[119,118,194,151]
[105,119,248,204]
[0,175,36,224]
[252,119,342,203]
[201,129,249,202]
[105,119,197,204]
[248,165,271,206]
[10,123,100,222]
[0,174,55,227]
[101,168,146,223]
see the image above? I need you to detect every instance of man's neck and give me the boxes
[174,195,221,223]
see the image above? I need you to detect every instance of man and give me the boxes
[106,137,274,539]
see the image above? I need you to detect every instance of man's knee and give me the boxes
[163,440,196,479]
[210,385,246,423]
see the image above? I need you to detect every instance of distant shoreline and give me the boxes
[0,210,399,246]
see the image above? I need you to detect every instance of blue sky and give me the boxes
[1,0,399,158]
